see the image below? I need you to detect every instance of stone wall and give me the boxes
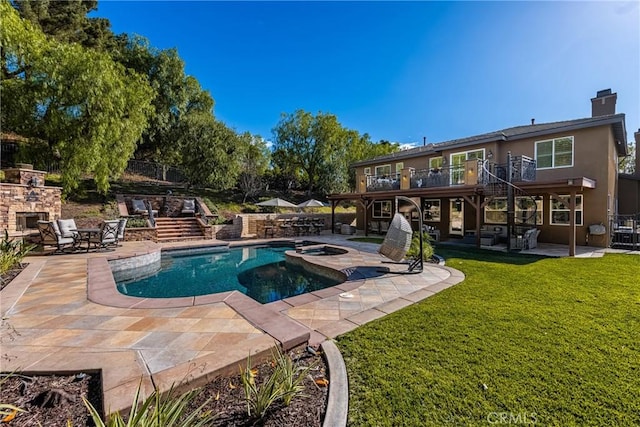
[123,227,156,242]
[212,216,243,240]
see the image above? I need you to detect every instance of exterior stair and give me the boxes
[155,217,205,242]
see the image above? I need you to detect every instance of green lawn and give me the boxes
[337,247,640,426]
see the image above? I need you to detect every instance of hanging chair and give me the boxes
[378,213,413,262]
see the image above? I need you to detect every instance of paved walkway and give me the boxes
[0,233,463,413]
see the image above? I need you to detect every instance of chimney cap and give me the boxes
[531,118,535,125]
[596,88,613,97]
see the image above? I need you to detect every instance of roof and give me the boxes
[353,113,628,166]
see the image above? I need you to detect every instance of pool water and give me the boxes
[115,244,342,304]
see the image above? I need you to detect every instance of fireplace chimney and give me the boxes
[591,89,617,117]
[635,129,640,177]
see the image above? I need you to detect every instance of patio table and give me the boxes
[73,228,101,252]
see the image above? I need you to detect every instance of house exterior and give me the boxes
[328,89,638,256]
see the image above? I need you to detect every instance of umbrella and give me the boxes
[256,198,297,208]
[296,199,326,208]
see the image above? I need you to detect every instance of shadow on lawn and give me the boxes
[434,243,548,266]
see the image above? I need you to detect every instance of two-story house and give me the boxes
[328,89,638,256]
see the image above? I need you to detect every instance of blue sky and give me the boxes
[93,1,639,147]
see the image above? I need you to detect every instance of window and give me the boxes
[363,167,371,175]
[451,149,485,184]
[395,162,404,174]
[550,194,583,226]
[429,157,443,170]
[515,196,543,225]
[423,199,441,222]
[535,136,573,169]
[373,200,392,218]
[375,164,391,177]
[484,197,507,224]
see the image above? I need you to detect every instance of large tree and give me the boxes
[272,110,349,195]
[1,1,154,194]
[111,34,215,164]
[12,0,116,50]
[236,133,271,203]
[175,113,243,189]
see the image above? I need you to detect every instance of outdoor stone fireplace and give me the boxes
[0,164,62,238]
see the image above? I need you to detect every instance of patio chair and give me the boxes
[37,220,76,253]
[57,218,79,241]
[115,218,128,247]
[131,199,158,217]
[181,199,196,216]
[378,213,422,274]
[369,221,380,234]
[380,221,390,233]
[88,220,120,251]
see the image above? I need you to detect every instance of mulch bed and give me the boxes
[0,348,327,426]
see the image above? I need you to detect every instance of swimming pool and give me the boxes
[114,243,343,304]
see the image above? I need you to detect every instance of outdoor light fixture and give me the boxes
[487,150,493,159]
[455,198,463,212]
[26,190,39,202]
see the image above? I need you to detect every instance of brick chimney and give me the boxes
[591,89,617,117]
[635,129,640,177]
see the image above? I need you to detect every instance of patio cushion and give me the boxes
[131,199,146,214]
[57,219,78,238]
[50,219,62,237]
[181,199,196,215]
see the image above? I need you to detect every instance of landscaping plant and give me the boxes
[83,381,216,426]
[0,230,36,278]
[240,346,316,419]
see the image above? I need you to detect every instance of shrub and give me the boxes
[240,346,316,419]
[0,230,36,277]
[126,217,149,228]
[83,381,216,426]
[406,231,435,261]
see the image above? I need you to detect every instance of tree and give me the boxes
[236,133,271,203]
[176,113,242,189]
[110,34,215,164]
[272,110,350,195]
[619,142,636,174]
[1,1,154,194]
[12,0,116,51]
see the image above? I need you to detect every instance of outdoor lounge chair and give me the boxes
[37,220,76,253]
[131,199,158,217]
[181,199,196,216]
[88,220,120,251]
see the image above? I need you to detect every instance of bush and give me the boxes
[240,346,316,419]
[126,217,149,228]
[0,230,36,277]
[83,381,216,426]
[405,231,435,261]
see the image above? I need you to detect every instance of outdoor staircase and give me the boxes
[155,217,205,242]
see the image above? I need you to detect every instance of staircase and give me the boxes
[155,217,205,242]
[481,157,539,250]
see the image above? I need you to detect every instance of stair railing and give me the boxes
[481,156,538,249]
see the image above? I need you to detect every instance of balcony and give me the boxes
[362,157,537,193]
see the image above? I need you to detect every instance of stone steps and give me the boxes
[155,217,205,242]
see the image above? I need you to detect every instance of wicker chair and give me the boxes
[378,214,413,262]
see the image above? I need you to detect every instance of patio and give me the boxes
[0,234,463,414]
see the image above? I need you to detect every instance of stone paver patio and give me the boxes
[1,233,464,413]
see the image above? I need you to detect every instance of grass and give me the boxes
[337,246,640,426]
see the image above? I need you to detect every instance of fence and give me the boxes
[44,159,187,183]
